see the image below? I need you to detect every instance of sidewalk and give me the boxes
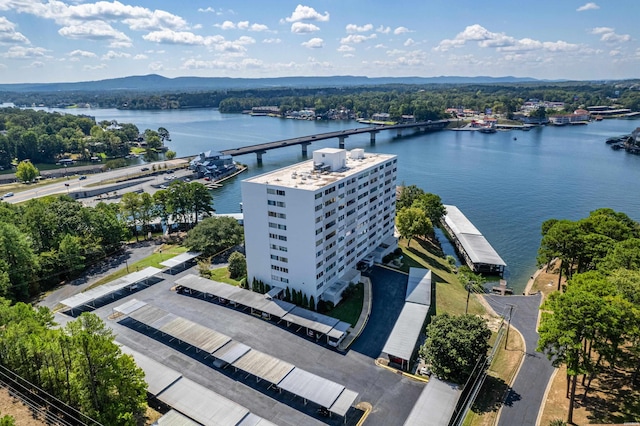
[338,276,372,351]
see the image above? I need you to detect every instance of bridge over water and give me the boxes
[220,120,449,163]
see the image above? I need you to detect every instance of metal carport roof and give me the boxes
[328,388,359,417]
[156,377,250,426]
[442,205,481,235]
[281,307,340,335]
[119,345,182,396]
[231,349,294,385]
[406,268,432,306]
[402,378,461,426]
[60,267,162,310]
[176,274,242,300]
[160,252,201,269]
[382,303,430,362]
[277,367,345,409]
[212,341,251,365]
[154,409,200,426]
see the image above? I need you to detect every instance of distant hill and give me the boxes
[0,74,543,93]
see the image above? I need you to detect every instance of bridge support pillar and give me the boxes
[301,142,311,156]
[396,129,402,138]
[255,150,266,164]
[369,131,379,144]
[338,136,348,149]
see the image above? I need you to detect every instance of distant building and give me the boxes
[189,150,237,179]
[241,148,398,303]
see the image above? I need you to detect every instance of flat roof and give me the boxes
[327,321,351,340]
[282,306,340,335]
[231,349,295,385]
[236,414,277,426]
[212,341,251,365]
[329,388,359,417]
[119,345,182,396]
[154,409,200,426]
[114,298,148,316]
[402,378,461,426]
[406,268,431,306]
[382,303,430,362]
[60,267,162,310]
[277,367,345,408]
[160,252,201,268]
[157,377,250,426]
[443,205,506,267]
[243,150,395,190]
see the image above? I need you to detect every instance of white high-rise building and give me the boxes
[241,147,398,304]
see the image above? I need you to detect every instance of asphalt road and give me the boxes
[483,293,555,426]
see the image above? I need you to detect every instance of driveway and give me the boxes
[484,293,555,426]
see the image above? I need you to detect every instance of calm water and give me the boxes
[47,107,640,292]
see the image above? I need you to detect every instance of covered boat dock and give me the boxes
[441,205,506,275]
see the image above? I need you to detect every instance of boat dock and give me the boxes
[441,205,506,276]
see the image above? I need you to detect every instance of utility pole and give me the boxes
[465,283,471,314]
[505,304,515,350]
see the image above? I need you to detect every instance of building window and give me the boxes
[268,200,286,207]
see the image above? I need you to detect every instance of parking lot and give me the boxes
[59,265,424,426]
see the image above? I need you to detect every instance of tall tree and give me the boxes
[184,216,244,257]
[120,193,141,242]
[412,193,446,226]
[419,313,491,384]
[15,160,39,183]
[396,184,425,210]
[396,207,432,247]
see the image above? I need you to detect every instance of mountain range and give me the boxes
[0,74,544,93]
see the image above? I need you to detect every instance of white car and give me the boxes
[3,192,14,198]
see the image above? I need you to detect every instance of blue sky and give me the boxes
[0,0,638,83]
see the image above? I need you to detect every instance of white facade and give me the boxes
[241,148,398,302]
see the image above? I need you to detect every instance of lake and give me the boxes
[43,107,640,292]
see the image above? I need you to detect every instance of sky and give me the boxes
[0,0,638,84]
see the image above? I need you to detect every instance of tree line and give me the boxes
[4,82,640,120]
[0,302,147,425]
[0,180,213,302]
[537,208,640,423]
[0,108,168,169]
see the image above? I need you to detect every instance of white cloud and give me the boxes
[374,43,387,49]
[29,60,44,68]
[346,23,373,33]
[262,38,281,44]
[291,22,320,34]
[249,23,269,32]
[217,20,235,30]
[237,21,249,30]
[109,40,133,48]
[577,2,599,11]
[340,34,377,44]
[394,26,410,35]
[0,17,29,45]
[101,50,131,60]
[58,20,132,44]
[181,57,264,70]
[284,5,329,22]
[337,45,355,52]
[69,49,97,58]
[148,61,164,70]
[143,29,220,45]
[435,24,579,53]
[198,7,221,14]
[133,53,147,60]
[2,46,48,59]
[404,38,415,47]
[83,63,107,70]
[376,25,391,34]
[609,49,621,56]
[302,37,324,48]
[590,27,631,43]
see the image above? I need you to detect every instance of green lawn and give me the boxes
[328,283,364,326]
[86,244,187,290]
[207,267,243,286]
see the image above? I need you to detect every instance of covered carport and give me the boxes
[231,348,295,386]
[381,303,430,371]
[160,251,201,274]
[60,266,162,315]
[281,306,351,345]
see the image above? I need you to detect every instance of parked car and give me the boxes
[79,175,87,180]
[141,167,150,171]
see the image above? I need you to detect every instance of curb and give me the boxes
[374,358,430,383]
[494,324,527,424]
[338,276,372,351]
[536,366,559,426]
